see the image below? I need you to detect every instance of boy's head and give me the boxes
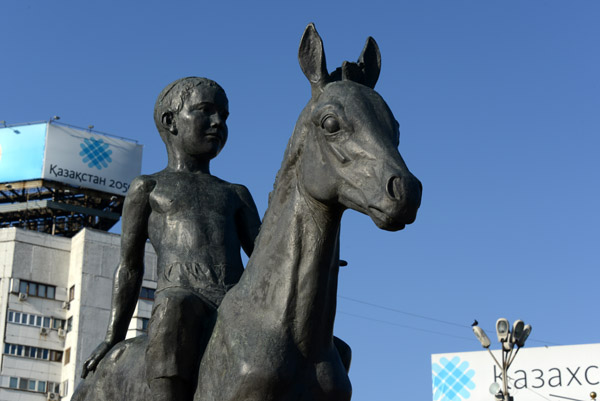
[154,77,229,159]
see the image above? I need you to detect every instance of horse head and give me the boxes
[293,23,422,231]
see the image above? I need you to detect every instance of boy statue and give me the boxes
[81,77,262,401]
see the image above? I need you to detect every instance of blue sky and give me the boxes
[2,1,599,400]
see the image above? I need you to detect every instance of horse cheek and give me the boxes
[299,141,337,203]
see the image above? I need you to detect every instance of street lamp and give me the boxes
[472,318,532,401]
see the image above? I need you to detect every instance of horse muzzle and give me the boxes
[367,173,422,231]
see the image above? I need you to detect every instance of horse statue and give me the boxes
[72,23,422,401]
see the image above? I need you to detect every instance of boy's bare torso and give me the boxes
[143,170,257,304]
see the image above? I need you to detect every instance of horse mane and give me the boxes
[265,107,310,221]
[330,61,370,86]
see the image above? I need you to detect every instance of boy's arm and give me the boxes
[234,185,261,257]
[81,175,155,378]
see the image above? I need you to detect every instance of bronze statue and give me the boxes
[73,23,422,401]
[80,77,261,401]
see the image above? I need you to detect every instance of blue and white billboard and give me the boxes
[0,123,46,182]
[0,122,143,196]
[432,343,599,401]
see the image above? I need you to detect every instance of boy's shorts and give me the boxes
[145,287,216,382]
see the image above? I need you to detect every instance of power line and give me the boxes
[337,311,475,342]
[338,294,560,346]
[338,294,469,328]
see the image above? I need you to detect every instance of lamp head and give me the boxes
[511,320,524,345]
[473,326,491,348]
[516,324,532,347]
[496,318,510,343]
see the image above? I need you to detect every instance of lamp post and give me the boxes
[472,318,532,401]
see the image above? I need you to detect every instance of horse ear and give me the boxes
[299,23,329,91]
[358,37,381,89]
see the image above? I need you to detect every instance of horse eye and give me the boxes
[321,115,340,133]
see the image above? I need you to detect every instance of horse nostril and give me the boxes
[386,176,402,200]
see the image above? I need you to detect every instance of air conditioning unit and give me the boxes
[40,327,49,336]
[62,301,70,310]
[47,392,59,400]
[18,292,27,301]
[58,328,66,338]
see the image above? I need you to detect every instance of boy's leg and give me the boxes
[146,288,213,401]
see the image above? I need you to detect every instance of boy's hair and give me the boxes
[154,77,226,141]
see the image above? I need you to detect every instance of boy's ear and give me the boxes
[161,111,177,134]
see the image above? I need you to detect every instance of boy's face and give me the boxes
[172,85,229,160]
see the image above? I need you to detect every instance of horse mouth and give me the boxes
[367,206,406,231]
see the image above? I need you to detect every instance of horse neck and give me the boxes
[240,167,342,353]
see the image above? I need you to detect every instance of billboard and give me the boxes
[0,122,143,196]
[432,343,599,401]
[0,124,46,182]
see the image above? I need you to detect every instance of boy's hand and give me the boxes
[81,341,114,378]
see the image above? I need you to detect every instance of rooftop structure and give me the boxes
[0,120,143,237]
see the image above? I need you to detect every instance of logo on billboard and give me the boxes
[432,356,476,401]
[79,137,113,170]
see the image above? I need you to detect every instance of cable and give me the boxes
[339,294,469,328]
[338,294,561,346]
[337,311,475,342]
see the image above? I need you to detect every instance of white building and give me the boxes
[0,226,157,401]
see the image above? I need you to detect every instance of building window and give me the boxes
[18,377,28,390]
[18,280,56,299]
[141,317,149,332]
[4,342,63,362]
[69,285,75,301]
[53,318,65,330]
[139,287,155,300]
[7,310,65,330]
[67,317,73,332]
[61,379,69,396]
[64,347,71,365]
[50,350,63,362]
[25,346,38,358]
[5,377,61,394]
